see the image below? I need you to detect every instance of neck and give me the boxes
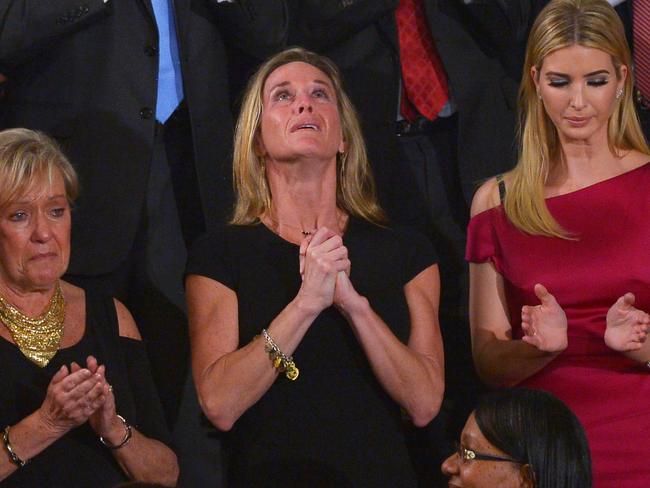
[551,131,625,192]
[0,280,59,318]
[265,156,343,233]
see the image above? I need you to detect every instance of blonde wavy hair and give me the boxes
[230,47,386,226]
[506,0,649,237]
[0,128,78,209]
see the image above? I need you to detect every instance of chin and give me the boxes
[28,271,64,289]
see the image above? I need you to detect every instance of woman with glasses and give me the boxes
[442,388,591,488]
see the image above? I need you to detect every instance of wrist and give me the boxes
[99,414,132,449]
[99,415,127,446]
[292,293,327,317]
[35,408,71,439]
[337,294,370,320]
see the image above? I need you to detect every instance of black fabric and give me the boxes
[496,174,506,203]
[0,289,169,487]
[186,218,437,488]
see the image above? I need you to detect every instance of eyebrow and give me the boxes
[267,79,333,92]
[545,69,611,77]
[12,194,67,204]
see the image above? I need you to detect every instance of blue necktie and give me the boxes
[151,0,184,123]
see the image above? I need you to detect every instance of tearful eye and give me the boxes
[9,211,27,222]
[274,90,293,102]
[51,207,66,218]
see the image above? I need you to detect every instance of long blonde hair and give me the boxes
[230,47,386,226]
[506,0,649,237]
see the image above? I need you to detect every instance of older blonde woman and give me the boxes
[467,0,650,484]
[186,47,444,487]
[0,129,177,486]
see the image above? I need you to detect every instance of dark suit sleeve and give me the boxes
[0,0,110,66]
[209,0,289,59]
[288,0,398,51]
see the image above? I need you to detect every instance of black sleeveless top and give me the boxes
[0,290,169,487]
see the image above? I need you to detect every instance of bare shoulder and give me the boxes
[113,299,142,340]
[471,176,504,217]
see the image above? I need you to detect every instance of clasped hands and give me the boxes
[297,227,362,314]
[38,355,125,445]
[521,284,649,353]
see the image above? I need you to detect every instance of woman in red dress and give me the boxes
[467,0,650,485]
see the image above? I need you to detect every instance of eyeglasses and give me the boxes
[455,442,522,464]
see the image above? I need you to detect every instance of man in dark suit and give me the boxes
[0,0,287,425]
[288,2,519,484]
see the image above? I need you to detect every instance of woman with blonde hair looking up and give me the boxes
[186,47,444,487]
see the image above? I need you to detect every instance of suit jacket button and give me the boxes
[139,107,153,119]
[144,45,158,57]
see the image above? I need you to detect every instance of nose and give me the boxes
[31,212,53,243]
[570,84,586,110]
[296,92,313,114]
[441,452,460,476]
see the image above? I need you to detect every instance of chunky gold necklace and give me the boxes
[0,283,66,367]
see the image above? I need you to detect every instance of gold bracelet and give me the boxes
[99,414,132,449]
[262,329,299,380]
[2,425,27,467]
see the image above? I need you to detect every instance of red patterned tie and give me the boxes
[634,0,650,101]
[396,0,449,121]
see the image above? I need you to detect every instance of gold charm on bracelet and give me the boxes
[285,362,299,381]
[261,328,300,381]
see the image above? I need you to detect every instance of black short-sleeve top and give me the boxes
[187,218,437,488]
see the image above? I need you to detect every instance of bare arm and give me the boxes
[0,365,105,481]
[189,228,348,431]
[85,301,178,487]
[334,265,444,427]
[468,178,564,387]
[469,263,564,387]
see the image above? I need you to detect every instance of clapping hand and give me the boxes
[604,293,650,352]
[76,356,123,443]
[521,284,568,353]
[38,360,105,435]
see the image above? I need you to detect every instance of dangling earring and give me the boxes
[616,88,623,100]
[537,90,542,100]
[338,151,346,189]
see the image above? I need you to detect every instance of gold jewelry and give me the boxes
[261,329,299,380]
[0,282,66,367]
[99,414,132,449]
[267,215,317,237]
[3,425,27,467]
